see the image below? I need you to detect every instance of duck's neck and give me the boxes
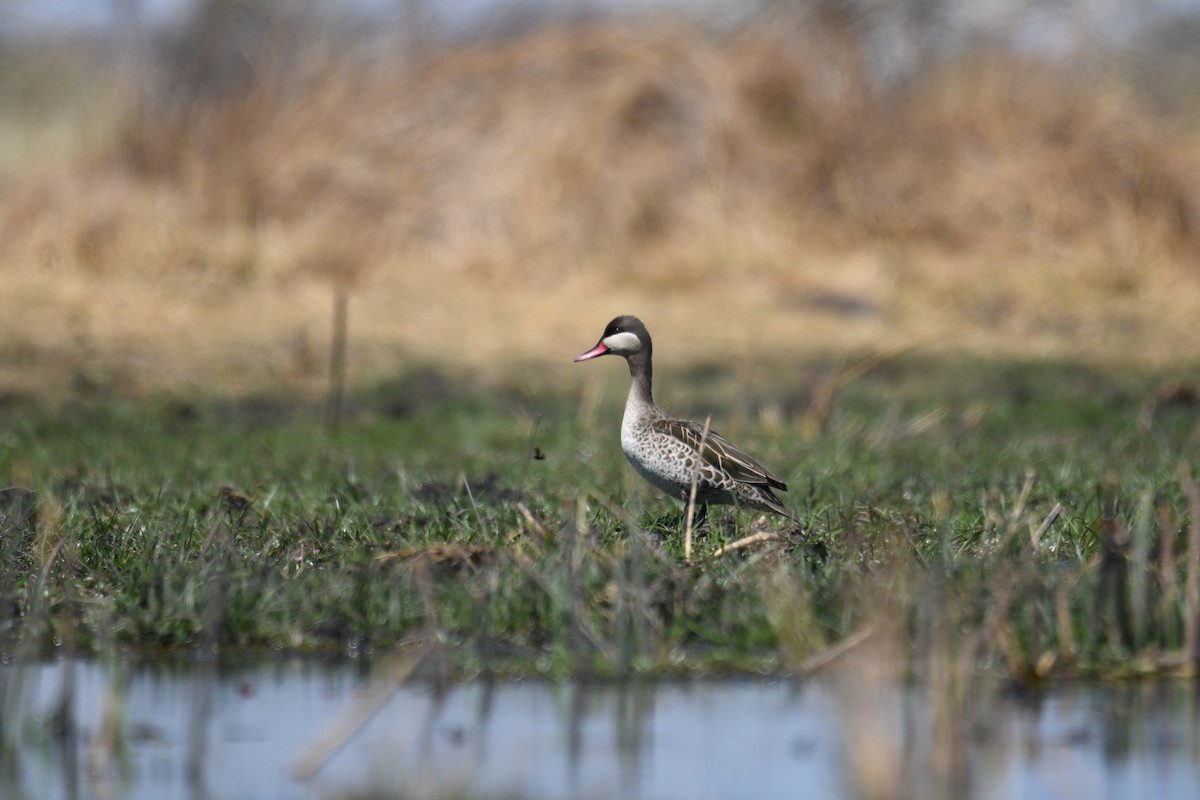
[624,348,656,412]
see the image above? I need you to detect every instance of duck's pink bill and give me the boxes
[574,343,608,362]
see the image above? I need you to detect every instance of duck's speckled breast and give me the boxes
[620,391,732,501]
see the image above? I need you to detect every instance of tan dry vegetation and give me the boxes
[1,20,1199,396]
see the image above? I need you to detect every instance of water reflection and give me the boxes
[1,659,1198,799]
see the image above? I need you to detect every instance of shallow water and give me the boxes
[2,658,1199,799]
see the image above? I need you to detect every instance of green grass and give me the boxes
[1,355,1198,679]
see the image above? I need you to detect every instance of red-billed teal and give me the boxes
[575,315,796,527]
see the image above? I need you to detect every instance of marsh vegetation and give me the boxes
[2,357,1198,680]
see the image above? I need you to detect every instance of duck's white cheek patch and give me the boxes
[602,331,641,352]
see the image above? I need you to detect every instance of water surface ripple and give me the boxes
[2,659,1198,799]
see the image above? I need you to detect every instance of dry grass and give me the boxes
[1,18,1199,396]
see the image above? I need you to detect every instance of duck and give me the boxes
[575,315,796,527]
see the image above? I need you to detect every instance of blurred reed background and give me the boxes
[0,0,1199,398]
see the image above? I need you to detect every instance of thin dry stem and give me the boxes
[1158,501,1179,643]
[683,414,712,563]
[1055,553,1101,665]
[957,574,1017,694]
[1180,463,1200,662]
[797,625,876,675]
[1129,490,1154,643]
[1002,469,1036,545]
[516,501,550,542]
[1030,502,1064,548]
[324,286,349,427]
[291,642,427,781]
[711,531,779,558]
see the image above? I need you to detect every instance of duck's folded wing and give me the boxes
[654,417,788,491]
